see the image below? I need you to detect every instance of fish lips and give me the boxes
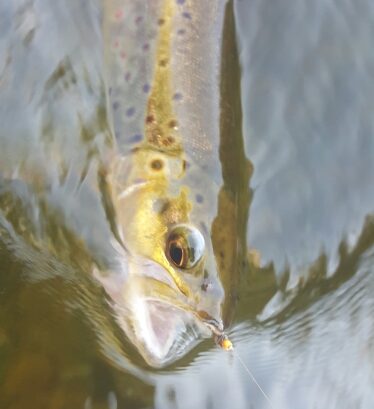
[95,254,219,367]
[107,258,212,367]
[115,296,211,367]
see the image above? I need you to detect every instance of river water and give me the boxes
[1,0,374,408]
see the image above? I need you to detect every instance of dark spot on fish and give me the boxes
[158,18,165,26]
[124,72,131,82]
[182,160,190,171]
[203,269,209,279]
[159,59,169,67]
[143,83,150,93]
[201,279,212,292]
[112,101,120,110]
[142,43,150,51]
[160,201,170,213]
[126,107,135,117]
[168,119,178,129]
[182,11,192,19]
[165,136,175,145]
[177,29,186,36]
[146,114,155,124]
[219,251,225,260]
[195,193,204,203]
[153,198,170,214]
[160,136,175,147]
[150,159,164,171]
[128,134,142,144]
[108,87,112,95]
[149,127,163,145]
[135,16,143,25]
[173,92,183,101]
[176,0,185,4]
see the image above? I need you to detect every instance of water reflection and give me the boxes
[236,0,374,281]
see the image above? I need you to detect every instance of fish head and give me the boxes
[106,151,224,367]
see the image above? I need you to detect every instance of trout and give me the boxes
[100,0,234,367]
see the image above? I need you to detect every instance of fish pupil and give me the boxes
[170,242,184,267]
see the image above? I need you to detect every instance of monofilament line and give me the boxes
[233,348,276,409]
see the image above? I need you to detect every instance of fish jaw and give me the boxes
[96,257,215,367]
[115,296,211,367]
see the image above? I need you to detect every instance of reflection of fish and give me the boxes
[101,0,232,367]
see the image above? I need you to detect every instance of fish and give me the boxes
[99,0,248,367]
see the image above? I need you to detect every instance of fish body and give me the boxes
[101,0,229,367]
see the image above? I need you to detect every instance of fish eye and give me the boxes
[166,225,205,269]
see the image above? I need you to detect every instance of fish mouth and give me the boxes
[115,296,212,367]
[94,257,222,367]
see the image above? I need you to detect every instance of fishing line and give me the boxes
[215,332,276,409]
[231,347,276,409]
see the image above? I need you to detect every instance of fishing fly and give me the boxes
[214,330,276,409]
